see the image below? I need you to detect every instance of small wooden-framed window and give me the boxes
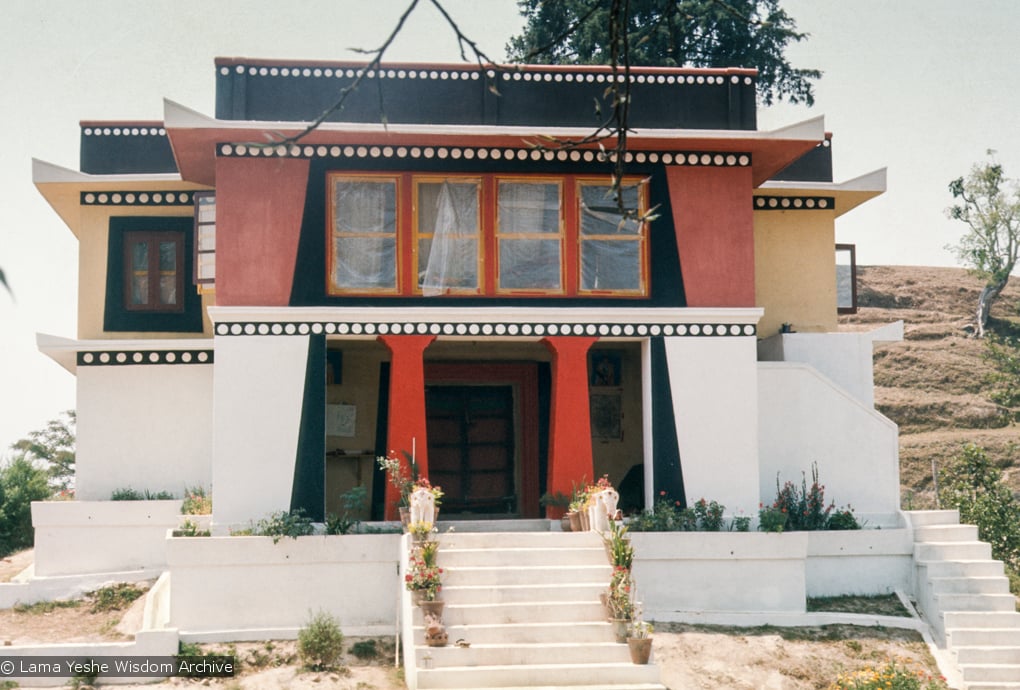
[577,179,649,295]
[836,243,858,314]
[327,174,400,294]
[193,191,216,287]
[414,177,482,295]
[123,230,185,312]
[496,179,564,293]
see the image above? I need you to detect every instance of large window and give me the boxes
[327,173,648,298]
[579,181,647,294]
[327,176,399,294]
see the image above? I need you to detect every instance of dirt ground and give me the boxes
[1,559,949,690]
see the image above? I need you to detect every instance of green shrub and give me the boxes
[758,504,788,532]
[297,610,345,671]
[175,518,210,537]
[0,455,51,557]
[252,509,315,543]
[325,485,367,535]
[110,488,175,501]
[829,658,947,689]
[939,443,1020,573]
[693,498,725,531]
[86,582,146,613]
[762,464,858,531]
[349,639,378,660]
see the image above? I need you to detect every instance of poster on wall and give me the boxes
[327,403,357,437]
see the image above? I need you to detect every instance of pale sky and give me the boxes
[2,0,1019,453]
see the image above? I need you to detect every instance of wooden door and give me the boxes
[425,385,517,515]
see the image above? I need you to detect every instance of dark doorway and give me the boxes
[426,385,517,516]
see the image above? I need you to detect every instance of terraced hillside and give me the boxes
[838,265,1020,508]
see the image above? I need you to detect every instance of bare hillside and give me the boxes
[839,265,1020,507]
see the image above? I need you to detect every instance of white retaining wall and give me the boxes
[167,533,401,640]
[31,500,183,576]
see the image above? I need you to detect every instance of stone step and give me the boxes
[960,664,1020,683]
[920,560,1005,578]
[443,582,606,605]
[915,541,993,562]
[946,612,1020,629]
[442,564,612,587]
[949,629,1020,647]
[415,641,631,667]
[441,546,607,568]
[416,661,662,689]
[930,576,1012,595]
[957,646,1020,665]
[907,510,960,527]
[966,684,1020,690]
[435,519,554,534]
[936,593,1017,612]
[914,524,979,542]
[432,621,615,645]
[439,531,603,549]
[437,600,608,626]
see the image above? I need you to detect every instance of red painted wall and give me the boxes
[666,166,755,307]
[215,156,310,305]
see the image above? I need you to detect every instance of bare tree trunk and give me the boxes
[976,280,1007,337]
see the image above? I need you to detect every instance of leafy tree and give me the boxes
[946,153,1020,338]
[11,410,76,491]
[984,334,1020,416]
[938,444,1020,575]
[507,0,821,106]
[0,454,51,557]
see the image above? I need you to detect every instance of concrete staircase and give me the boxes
[911,510,1020,689]
[408,529,666,690]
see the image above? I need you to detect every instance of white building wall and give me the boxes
[758,362,900,524]
[664,335,760,516]
[76,363,213,500]
[212,334,310,528]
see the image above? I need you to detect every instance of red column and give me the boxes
[541,336,597,518]
[378,334,436,520]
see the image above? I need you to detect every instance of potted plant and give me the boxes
[605,566,635,642]
[408,520,435,543]
[405,554,443,606]
[627,620,653,664]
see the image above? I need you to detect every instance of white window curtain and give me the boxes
[332,181,396,290]
[498,182,561,290]
[580,185,642,291]
[421,182,479,295]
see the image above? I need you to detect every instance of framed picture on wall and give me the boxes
[589,351,621,387]
[590,392,622,440]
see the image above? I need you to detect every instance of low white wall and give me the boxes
[31,500,182,576]
[805,528,913,597]
[168,533,401,639]
[758,362,900,521]
[76,363,213,500]
[632,532,808,617]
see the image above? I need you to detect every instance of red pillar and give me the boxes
[378,334,436,520]
[541,336,597,518]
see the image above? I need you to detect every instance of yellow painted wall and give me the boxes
[754,209,838,337]
[78,205,214,340]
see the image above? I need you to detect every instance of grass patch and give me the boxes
[13,598,81,614]
[806,594,911,617]
[86,582,146,613]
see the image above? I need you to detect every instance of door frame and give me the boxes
[424,362,540,518]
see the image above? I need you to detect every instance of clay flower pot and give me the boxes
[627,636,652,664]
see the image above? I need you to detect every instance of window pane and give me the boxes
[580,185,641,236]
[581,238,640,290]
[197,225,215,252]
[498,182,559,233]
[159,241,177,272]
[131,241,148,271]
[130,275,148,305]
[333,181,396,234]
[418,181,480,294]
[499,239,561,289]
[332,237,396,289]
[159,275,178,305]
